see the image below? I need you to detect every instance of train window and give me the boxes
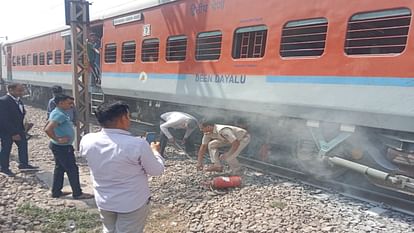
[121,41,136,63]
[104,43,117,63]
[166,35,187,61]
[345,8,411,55]
[39,53,45,65]
[27,54,31,66]
[280,18,328,57]
[141,38,159,62]
[196,31,222,61]
[17,56,21,66]
[64,50,71,64]
[55,50,62,65]
[232,25,267,59]
[33,53,38,65]
[22,55,26,66]
[47,51,53,65]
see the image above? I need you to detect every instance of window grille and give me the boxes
[47,51,53,65]
[22,55,26,66]
[121,41,136,63]
[39,53,45,65]
[345,8,411,55]
[64,50,71,64]
[166,35,187,61]
[280,18,328,57]
[196,31,222,60]
[141,39,159,62]
[17,56,21,66]
[27,54,31,66]
[104,43,117,63]
[55,50,62,64]
[33,53,38,65]
[233,25,267,59]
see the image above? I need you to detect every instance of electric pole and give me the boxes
[65,0,90,150]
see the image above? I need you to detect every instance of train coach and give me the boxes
[1,0,413,197]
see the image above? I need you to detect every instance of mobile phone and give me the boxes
[145,132,157,144]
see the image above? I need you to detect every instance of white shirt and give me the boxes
[79,128,165,213]
[160,112,197,139]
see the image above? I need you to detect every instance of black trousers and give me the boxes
[160,128,196,157]
[49,143,82,197]
[0,132,28,171]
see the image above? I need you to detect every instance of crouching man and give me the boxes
[197,120,250,175]
[80,102,165,233]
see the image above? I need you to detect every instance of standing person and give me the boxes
[80,101,164,233]
[197,120,250,175]
[46,85,77,125]
[44,94,92,199]
[87,32,101,86]
[159,111,198,158]
[0,83,38,177]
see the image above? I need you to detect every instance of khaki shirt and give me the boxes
[202,124,248,145]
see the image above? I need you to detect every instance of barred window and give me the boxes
[27,54,32,66]
[280,18,328,57]
[141,39,159,62]
[196,31,222,61]
[166,35,187,61]
[104,43,117,63]
[17,56,21,66]
[121,41,136,63]
[55,50,62,65]
[22,55,26,66]
[64,50,71,64]
[47,51,53,65]
[345,8,411,55]
[233,25,267,59]
[39,53,45,65]
[33,53,38,65]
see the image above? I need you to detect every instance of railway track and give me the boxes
[239,156,414,216]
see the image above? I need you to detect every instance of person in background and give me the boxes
[44,94,92,199]
[0,83,38,177]
[197,120,250,175]
[80,101,164,233]
[87,32,101,86]
[47,85,77,125]
[159,111,198,158]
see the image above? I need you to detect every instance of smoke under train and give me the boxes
[1,0,413,197]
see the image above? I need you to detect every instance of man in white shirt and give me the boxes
[159,111,198,158]
[80,102,165,233]
[197,120,250,175]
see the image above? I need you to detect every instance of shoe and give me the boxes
[204,165,223,172]
[51,191,72,198]
[0,169,16,177]
[18,164,39,171]
[73,193,94,200]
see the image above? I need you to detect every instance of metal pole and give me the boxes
[69,0,90,150]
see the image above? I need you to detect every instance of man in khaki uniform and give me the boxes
[197,120,250,174]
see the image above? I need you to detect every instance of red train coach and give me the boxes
[1,0,414,196]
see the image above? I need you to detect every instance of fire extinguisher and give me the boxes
[211,176,242,189]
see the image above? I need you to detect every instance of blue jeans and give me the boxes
[0,132,28,171]
[49,143,82,197]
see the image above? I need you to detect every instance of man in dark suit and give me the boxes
[0,83,37,177]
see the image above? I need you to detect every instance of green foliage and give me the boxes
[17,203,100,233]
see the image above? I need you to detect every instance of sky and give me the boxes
[0,0,162,42]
